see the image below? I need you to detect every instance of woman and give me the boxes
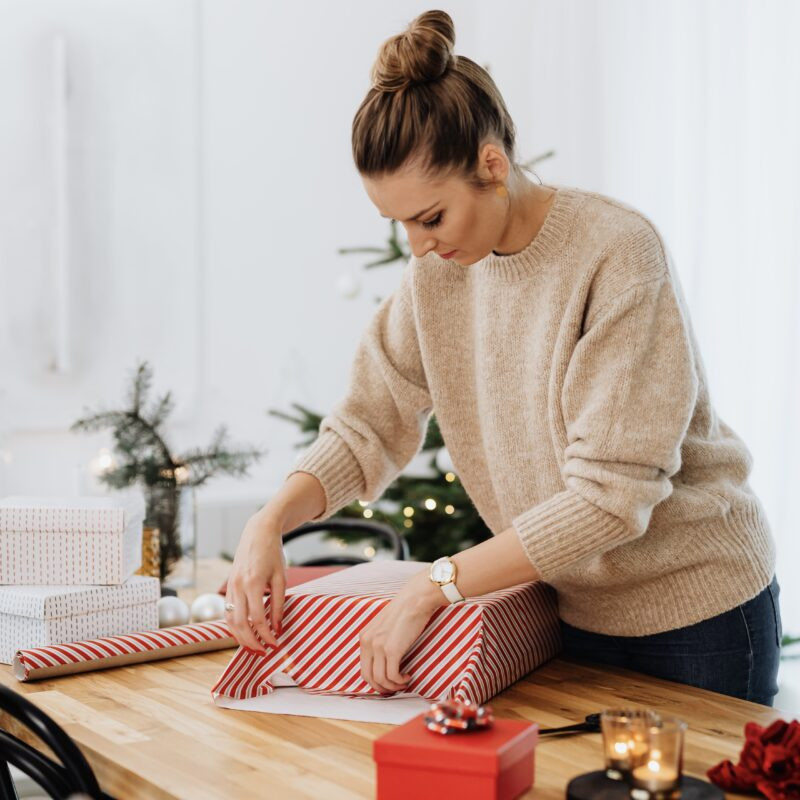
[224,10,781,706]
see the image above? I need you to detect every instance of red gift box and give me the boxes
[216,565,346,596]
[373,711,539,800]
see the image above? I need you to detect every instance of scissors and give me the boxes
[539,712,601,736]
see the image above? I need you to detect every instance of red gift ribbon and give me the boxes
[424,699,494,735]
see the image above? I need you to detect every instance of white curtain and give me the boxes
[511,0,800,625]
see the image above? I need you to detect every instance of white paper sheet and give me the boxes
[213,671,431,724]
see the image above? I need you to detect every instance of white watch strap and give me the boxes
[440,580,465,603]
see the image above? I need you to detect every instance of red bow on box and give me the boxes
[707,718,800,799]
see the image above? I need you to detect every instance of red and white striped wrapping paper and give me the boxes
[12,620,235,681]
[211,561,561,705]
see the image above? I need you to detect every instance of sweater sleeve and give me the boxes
[512,249,700,582]
[286,262,433,521]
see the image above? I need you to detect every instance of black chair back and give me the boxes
[0,684,110,799]
[282,518,408,565]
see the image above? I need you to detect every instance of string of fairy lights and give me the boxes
[357,470,459,527]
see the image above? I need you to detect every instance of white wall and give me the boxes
[1,2,797,638]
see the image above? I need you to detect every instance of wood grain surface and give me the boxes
[0,560,788,799]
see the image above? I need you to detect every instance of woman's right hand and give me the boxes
[224,510,287,654]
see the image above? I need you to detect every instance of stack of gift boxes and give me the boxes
[0,493,160,664]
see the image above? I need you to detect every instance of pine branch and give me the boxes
[128,362,152,413]
[72,361,263,488]
[71,410,130,434]
[521,149,556,170]
[147,391,175,430]
[180,425,264,487]
[338,220,411,270]
[267,403,323,446]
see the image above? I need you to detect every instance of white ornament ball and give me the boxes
[190,592,227,623]
[157,596,191,628]
[435,447,455,474]
[401,451,438,478]
[336,272,361,299]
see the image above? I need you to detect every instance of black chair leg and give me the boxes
[0,761,20,800]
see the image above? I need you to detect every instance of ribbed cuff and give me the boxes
[285,431,366,521]
[512,489,630,581]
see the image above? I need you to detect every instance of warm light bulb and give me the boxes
[424,498,437,510]
[358,500,369,507]
[445,472,456,482]
[89,448,116,476]
[403,506,414,517]
[363,508,373,518]
[444,504,455,514]
[364,546,376,557]
[404,519,413,528]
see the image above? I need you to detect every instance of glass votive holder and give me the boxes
[629,715,688,800]
[600,708,659,781]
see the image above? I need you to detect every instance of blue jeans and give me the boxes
[560,575,783,706]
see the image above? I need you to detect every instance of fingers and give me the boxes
[225,571,276,653]
[225,590,266,653]
[373,649,411,694]
[360,635,411,695]
[246,584,277,648]
[386,653,412,688]
[269,574,286,637]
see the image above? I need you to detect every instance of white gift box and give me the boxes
[0,575,160,664]
[0,493,145,585]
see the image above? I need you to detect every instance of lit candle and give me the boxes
[601,708,657,781]
[606,734,648,774]
[631,759,680,796]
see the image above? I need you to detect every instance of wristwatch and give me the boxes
[429,556,465,604]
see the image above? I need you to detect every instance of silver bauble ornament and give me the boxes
[336,272,361,299]
[157,596,191,628]
[190,592,227,623]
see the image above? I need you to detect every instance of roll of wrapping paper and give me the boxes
[12,620,236,681]
[12,568,347,681]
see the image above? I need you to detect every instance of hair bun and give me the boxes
[371,10,456,92]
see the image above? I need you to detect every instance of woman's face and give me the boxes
[361,154,509,266]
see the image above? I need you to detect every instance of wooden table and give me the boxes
[0,560,789,799]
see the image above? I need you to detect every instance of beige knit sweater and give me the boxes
[288,184,775,637]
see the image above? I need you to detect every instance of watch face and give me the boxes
[431,559,454,583]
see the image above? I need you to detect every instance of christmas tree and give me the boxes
[269,404,490,561]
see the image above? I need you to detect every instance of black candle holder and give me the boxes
[566,770,724,799]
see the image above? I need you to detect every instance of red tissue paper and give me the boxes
[707,718,800,799]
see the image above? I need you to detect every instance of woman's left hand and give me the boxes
[359,567,446,695]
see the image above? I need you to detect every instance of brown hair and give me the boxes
[352,10,522,191]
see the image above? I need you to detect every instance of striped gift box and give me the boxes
[13,620,235,680]
[211,560,561,705]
